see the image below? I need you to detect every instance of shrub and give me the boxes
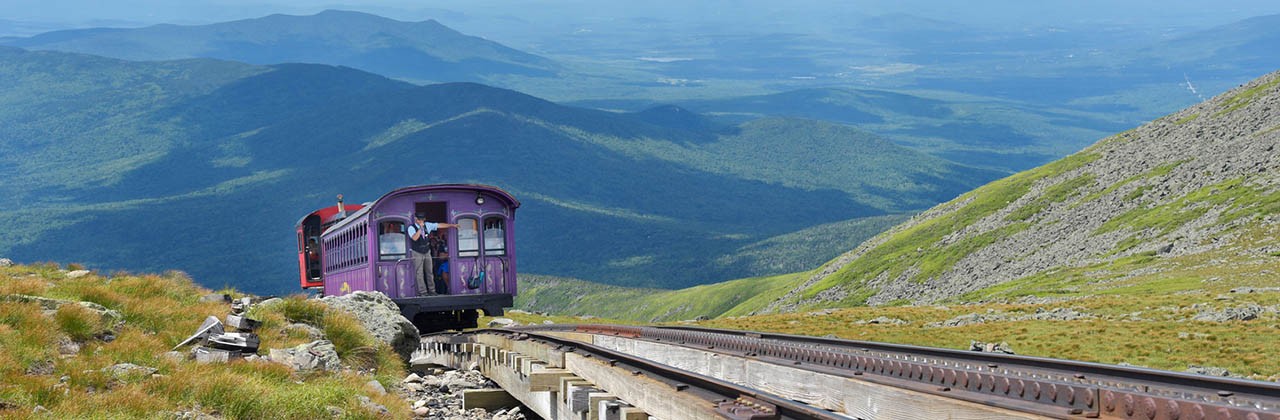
[55,304,102,341]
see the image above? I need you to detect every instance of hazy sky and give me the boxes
[3,0,1278,27]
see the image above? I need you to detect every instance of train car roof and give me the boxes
[322,184,520,234]
[294,203,366,227]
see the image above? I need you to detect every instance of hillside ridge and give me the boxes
[764,69,1280,312]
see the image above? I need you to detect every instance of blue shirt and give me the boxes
[407,222,439,238]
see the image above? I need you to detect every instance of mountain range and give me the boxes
[0,10,555,83]
[0,45,1000,295]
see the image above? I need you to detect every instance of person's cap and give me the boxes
[414,213,426,220]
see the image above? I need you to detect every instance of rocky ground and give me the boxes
[154,289,533,419]
[397,367,526,420]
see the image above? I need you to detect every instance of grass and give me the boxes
[698,244,1280,380]
[1097,176,1280,238]
[515,271,808,322]
[1213,77,1280,118]
[0,263,409,418]
[1006,173,1095,221]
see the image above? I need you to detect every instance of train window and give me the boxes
[379,221,406,260]
[483,217,505,256]
[358,222,367,265]
[458,218,479,257]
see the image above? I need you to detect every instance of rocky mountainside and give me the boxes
[763,69,1280,311]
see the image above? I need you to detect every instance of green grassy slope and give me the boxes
[0,263,409,418]
[519,69,1280,324]
[516,214,909,321]
[759,69,1280,311]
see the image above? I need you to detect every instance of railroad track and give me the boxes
[416,324,1280,420]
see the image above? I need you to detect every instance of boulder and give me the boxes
[1191,303,1264,322]
[198,293,230,304]
[969,340,1015,354]
[257,297,284,308]
[268,340,340,372]
[0,258,13,267]
[25,360,54,376]
[77,301,124,325]
[162,351,186,363]
[856,316,909,325]
[1,294,123,326]
[58,337,81,355]
[321,291,419,360]
[66,270,91,278]
[365,379,386,396]
[487,318,517,328]
[1185,365,1243,378]
[282,322,324,340]
[357,395,388,416]
[102,363,158,380]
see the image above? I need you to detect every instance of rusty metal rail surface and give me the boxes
[511,324,1280,420]
[457,328,845,419]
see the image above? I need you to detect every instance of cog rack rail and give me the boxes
[511,324,1280,420]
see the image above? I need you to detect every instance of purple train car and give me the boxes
[304,184,519,331]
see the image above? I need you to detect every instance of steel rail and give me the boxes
[469,328,845,420]
[513,324,1280,420]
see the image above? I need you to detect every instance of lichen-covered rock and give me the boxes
[1191,303,1265,322]
[198,293,229,304]
[855,316,908,325]
[320,292,418,360]
[66,270,91,278]
[257,297,284,308]
[486,318,516,328]
[1186,365,1245,378]
[102,363,158,380]
[0,258,14,267]
[268,340,340,372]
[357,395,388,416]
[1,294,123,326]
[969,340,1015,354]
[281,322,325,340]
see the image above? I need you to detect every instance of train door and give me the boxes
[298,214,324,289]
[375,219,414,298]
[415,202,450,295]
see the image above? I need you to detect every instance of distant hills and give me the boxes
[1143,13,1280,73]
[0,46,1000,294]
[518,68,1280,321]
[0,10,556,83]
[576,87,1129,172]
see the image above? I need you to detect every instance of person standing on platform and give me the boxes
[408,213,457,296]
